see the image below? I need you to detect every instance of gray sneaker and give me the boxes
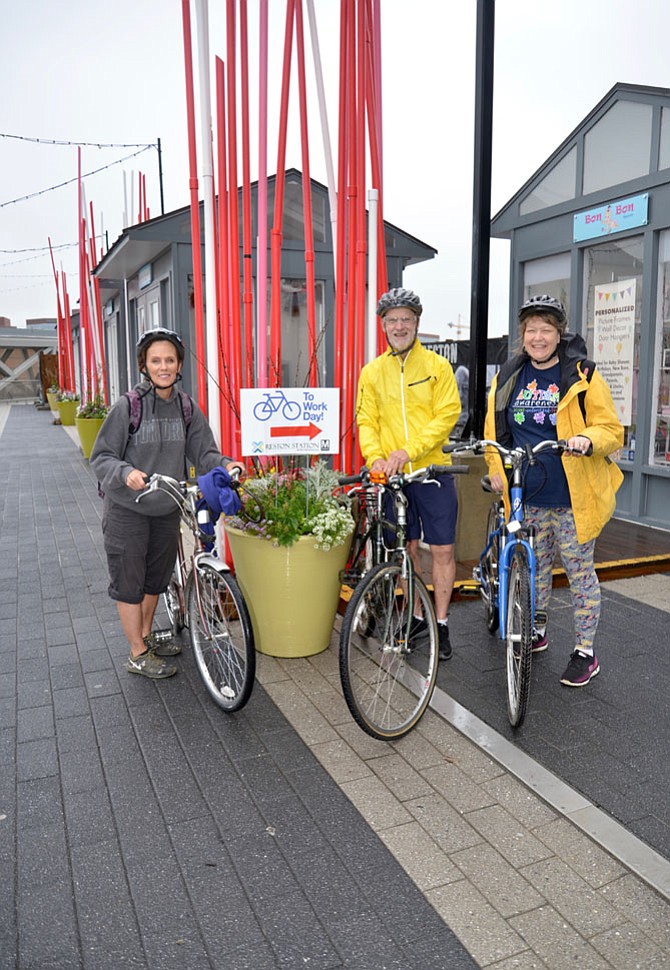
[143,632,182,657]
[126,649,177,679]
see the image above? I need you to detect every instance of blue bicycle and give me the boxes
[445,438,571,727]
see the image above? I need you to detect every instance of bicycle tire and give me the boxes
[187,563,255,712]
[340,560,438,741]
[481,501,501,634]
[505,544,532,727]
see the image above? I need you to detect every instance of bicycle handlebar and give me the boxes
[338,462,470,489]
[443,438,582,462]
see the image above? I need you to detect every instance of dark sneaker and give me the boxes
[560,650,599,687]
[437,623,452,661]
[143,632,182,657]
[126,649,177,679]
[532,632,548,653]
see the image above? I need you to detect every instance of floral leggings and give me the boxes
[525,505,600,652]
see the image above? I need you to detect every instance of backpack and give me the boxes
[97,389,195,498]
[125,387,194,438]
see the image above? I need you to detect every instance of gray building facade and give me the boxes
[492,83,670,533]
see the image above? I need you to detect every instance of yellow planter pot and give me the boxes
[56,399,78,426]
[225,525,351,658]
[75,416,105,459]
[46,391,59,412]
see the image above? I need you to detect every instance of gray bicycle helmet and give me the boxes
[518,294,567,330]
[376,287,423,318]
[136,328,185,364]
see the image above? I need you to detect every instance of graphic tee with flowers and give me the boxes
[507,360,570,507]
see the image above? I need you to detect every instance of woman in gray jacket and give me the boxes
[91,329,243,680]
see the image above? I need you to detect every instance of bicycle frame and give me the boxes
[493,478,537,639]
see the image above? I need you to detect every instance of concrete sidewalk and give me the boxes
[2,403,670,969]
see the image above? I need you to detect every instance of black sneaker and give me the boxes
[560,650,600,687]
[437,623,452,661]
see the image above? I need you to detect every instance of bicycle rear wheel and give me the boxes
[505,544,532,727]
[480,501,501,634]
[187,563,255,712]
[340,561,438,741]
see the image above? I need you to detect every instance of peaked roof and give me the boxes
[492,82,670,233]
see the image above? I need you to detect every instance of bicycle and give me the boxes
[337,463,469,741]
[136,473,255,712]
[253,390,301,422]
[444,438,573,727]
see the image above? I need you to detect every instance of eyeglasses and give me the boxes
[384,315,417,328]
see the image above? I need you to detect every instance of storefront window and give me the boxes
[583,102,652,195]
[519,148,576,215]
[265,279,326,386]
[523,253,570,322]
[582,235,643,461]
[653,231,670,467]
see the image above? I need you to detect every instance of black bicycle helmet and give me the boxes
[518,295,567,330]
[136,328,185,363]
[376,287,423,318]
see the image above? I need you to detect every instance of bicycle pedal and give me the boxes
[339,569,362,585]
[459,583,481,597]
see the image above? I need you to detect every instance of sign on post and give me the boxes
[240,388,340,456]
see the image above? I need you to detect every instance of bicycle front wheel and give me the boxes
[505,544,532,727]
[187,563,255,712]
[340,561,438,741]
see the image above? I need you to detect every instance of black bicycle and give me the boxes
[337,463,468,740]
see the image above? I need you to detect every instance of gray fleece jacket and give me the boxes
[90,382,231,516]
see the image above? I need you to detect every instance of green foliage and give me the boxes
[57,389,80,402]
[228,460,354,550]
[77,392,108,419]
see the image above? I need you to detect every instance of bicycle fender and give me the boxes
[193,552,231,574]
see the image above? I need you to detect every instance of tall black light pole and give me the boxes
[466,0,495,438]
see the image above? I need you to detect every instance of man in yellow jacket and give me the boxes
[356,288,462,659]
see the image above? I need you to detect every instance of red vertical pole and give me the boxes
[47,237,65,389]
[226,0,243,447]
[269,0,296,387]
[295,0,317,386]
[181,0,209,413]
[215,56,232,457]
[354,0,367,472]
[343,0,358,473]
[239,0,254,390]
[62,271,75,391]
[334,0,349,468]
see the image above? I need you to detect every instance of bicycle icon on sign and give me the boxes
[253,390,302,422]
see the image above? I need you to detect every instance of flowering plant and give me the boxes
[57,389,80,402]
[77,391,108,419]
[227,460,355,550]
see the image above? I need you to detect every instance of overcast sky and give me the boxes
[3,0,670,340]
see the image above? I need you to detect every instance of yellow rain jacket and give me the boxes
[356,342,461,471]
[484,333,624,544]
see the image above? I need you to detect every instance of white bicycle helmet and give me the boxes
[518,294,567,330]
[376,287,423,318]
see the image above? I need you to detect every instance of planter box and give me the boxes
[56,399,78,426]
[225,525,351,658]
[75,416,104,459]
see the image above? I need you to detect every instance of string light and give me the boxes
[0,132,155,150]
[0,146,154,208]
